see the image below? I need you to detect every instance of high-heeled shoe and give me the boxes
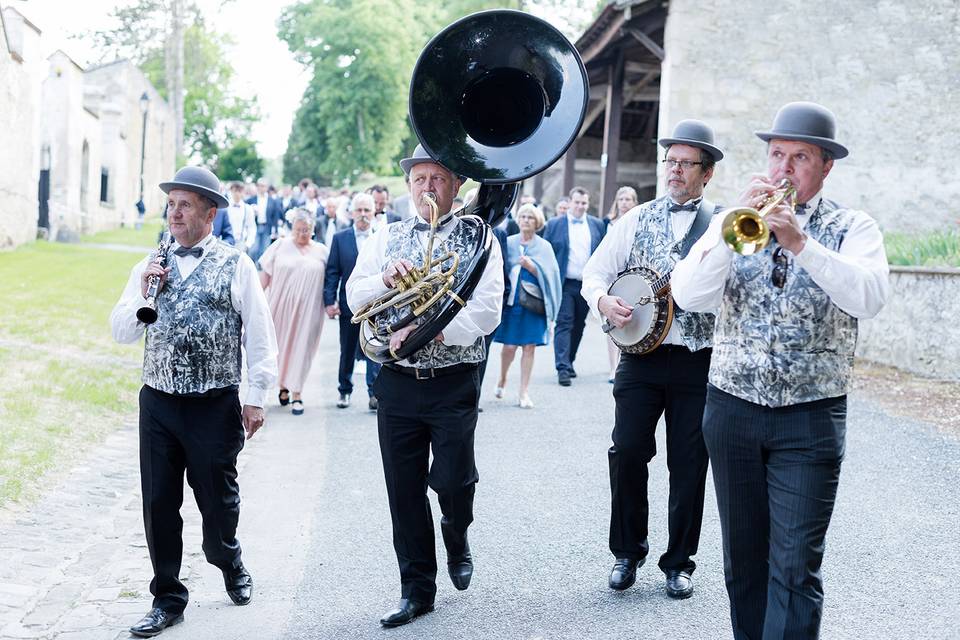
[494,386,504,399]
[278,388,290,406]
[518,394,534,409]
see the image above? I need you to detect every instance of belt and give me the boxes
[148,384,239,398]
[384,362,478,380]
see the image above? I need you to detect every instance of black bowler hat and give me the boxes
[159,166,229,209]
[399,145,466,182]
[755,102,849,159]
[658,119,724,161]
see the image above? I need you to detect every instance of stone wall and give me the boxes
[660,0,959,234]
[0,10,37,249]
[857,267,960,380]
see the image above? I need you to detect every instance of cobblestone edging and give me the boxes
[0,423,254,640]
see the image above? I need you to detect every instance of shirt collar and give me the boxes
[173,233,215,252]
[667,195,702,210]
[797,191,823,216]
[567,213,588,225]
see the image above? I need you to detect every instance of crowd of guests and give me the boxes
[189,173,628,415]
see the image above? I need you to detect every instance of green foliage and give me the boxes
[216,138,265,182]
[86,1,261,165]
[885,228,960,268]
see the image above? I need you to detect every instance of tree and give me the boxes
[216,138,264,182]
[86,1,259,166]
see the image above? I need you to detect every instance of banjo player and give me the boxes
[580,120,724,599]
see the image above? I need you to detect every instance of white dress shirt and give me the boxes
[671,191,890,319]
[582,203,702,346]
[255,194,268,224]
[109,233,279,407]
[565,213,592,280]
[226,201,257,249]
[345,216,504,366]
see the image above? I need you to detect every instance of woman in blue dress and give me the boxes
[493,204,562,408]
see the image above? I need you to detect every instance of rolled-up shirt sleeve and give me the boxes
[441,237,504,345]
[793,212,889,319]
[582,212,639,320]
[110,257,150,344]
[231,254,278,407]
[671,214,733,313]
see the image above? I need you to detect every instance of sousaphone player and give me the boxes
[581,119,724,599]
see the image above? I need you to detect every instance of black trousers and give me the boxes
[553,278,589,375]
[609,345,711,574]
[138,385,246,614]
[374,365,481,604]
[337,311,380,397]
[702,385,846,640]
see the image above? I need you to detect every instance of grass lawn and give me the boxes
[0,239,147,506]
[81,218,164,248]
[885,229,960,268]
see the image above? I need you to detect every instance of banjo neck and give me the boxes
[651,269,672,297]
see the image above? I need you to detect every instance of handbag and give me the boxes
[518,280,546,316]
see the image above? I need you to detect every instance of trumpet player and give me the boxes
[109,166,277,638]
[346,145,504,628]
[581,120,724,600]
[671,103,890,639]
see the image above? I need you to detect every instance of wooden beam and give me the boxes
[599,48,625,216]
[580,13,626,64]
[624,27,664,61]
[533,172,544,203]
[563,140,577,195]
[580,72,660,138]
[624,60,661,75]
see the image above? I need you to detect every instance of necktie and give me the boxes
[570,217,585,224]
[173,245,203,258]
[668,201,698,213]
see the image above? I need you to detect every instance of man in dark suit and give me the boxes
[543,186,606,385]
[245,179,283,262]
[368,184,401,227]
[324,192,382,411]
[212,208,235,246]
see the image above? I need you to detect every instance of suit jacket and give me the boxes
[323,227,361,312]
[543,214,606,279]
[212,209,235,246]
[245,195,283,230]
[386,211,401,224]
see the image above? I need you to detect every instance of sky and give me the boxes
[9,0,589,162]
[11,0,307,159]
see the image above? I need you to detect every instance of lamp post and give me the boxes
[137,91,150,229]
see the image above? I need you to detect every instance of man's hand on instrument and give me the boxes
[325,303,340,319]
[737,173,777,209]
[383,259,415,288]
[765,204,807,254]
[241,405,265,440]
[389,324,417,353]
[140,263,171,298]
[599,295,634,329]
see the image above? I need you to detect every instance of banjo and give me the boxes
[601,267,674,355]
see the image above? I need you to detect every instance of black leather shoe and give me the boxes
[129,608,183,638]
[609,557,643,590]
[223,564,253,606]
[448,552,474,591]
[558,372,571,386]
[337,393,350,408]
[569,368,577,378]
[665,569,694,599]
[379,599,434,627]
[368,396,378,411]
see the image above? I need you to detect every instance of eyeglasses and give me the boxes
[661,159,704,170]
[771,246,788,288]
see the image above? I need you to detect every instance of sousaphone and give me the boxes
[355,9,589,363]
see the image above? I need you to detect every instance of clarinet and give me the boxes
[136,231,173,325]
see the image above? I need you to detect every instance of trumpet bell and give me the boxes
[721,207,771,256]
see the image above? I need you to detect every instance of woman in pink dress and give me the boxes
[259,208,329,415]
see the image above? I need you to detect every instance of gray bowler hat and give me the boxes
[755,102,848,159]
[399,144,465,181]
[159,166,229,209]
[658,119,724,161]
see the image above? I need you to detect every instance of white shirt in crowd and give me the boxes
[109,233,279,407]
[582,201,700,346]
[226,201,257,250]
[565,212,592,280]
[255,194,268,224]
[345,214,504,367]
[671,191,890,319]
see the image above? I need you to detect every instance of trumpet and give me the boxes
[136,231,173,324]
[351,194,461,356]
[720,179,797,255]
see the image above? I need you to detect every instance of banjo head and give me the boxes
[606,267,673,355]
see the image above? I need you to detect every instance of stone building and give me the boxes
[0,3,175,249]
[540,0,958,233]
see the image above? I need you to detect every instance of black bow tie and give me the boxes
[173,245,204,258]
[668,200,699,213]
[413,214,454,232]
[795,203,809,214]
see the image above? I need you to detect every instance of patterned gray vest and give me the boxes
[381,216,486,368]
[626,196,718,352]
[710,199,858,407]
[142,241,243,394]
